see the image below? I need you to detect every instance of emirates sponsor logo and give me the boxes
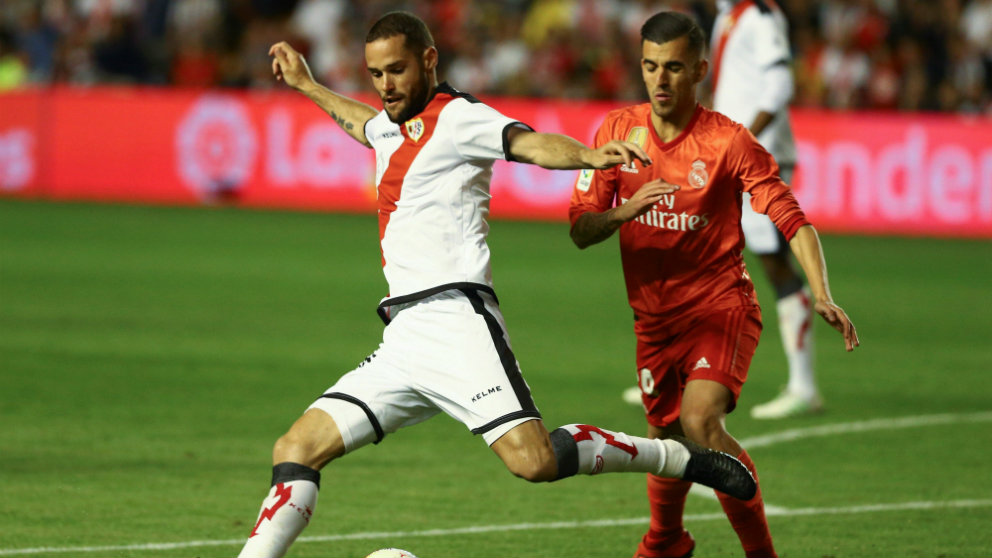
[622,195,710,232]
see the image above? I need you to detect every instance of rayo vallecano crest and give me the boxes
[405,118,425,142]
[688,159,709,189]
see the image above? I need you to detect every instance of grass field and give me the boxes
[1,199,991,557]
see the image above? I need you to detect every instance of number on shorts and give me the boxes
[638,367,657,397]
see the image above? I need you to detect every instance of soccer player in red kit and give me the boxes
[569,12,859,558]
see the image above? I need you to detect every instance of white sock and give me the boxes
[560,424,689,478]
[777,287,817,399]
[238,480,318,558]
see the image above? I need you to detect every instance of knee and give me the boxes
[272,430,306,464]
[678,409,724,446]
[272,428,340,470]
[504,445,557,483]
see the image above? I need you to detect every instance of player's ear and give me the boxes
[694,58,709,84]
[422,46,438,72]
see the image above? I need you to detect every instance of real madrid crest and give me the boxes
[688,159,708,189]
[405,118,425,142]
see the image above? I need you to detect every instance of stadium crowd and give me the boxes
[1,0,990,113]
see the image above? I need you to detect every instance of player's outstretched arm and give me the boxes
[789,225,860,351]
[269,41,378,148]
[570,179,680,249]
[507,128,652,170]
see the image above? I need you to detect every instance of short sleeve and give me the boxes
[748,12,791,68]
[447,100,532,162]
[729,127,809,240]
[568,117,620,226]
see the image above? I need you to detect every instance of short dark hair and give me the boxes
[640,11,706,61]
[366,11,435,54]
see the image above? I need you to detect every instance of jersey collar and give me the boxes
[647,103,703,151]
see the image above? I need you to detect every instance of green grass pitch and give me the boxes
[1,199,991,557]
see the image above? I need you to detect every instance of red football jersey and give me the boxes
[569,103,809,339]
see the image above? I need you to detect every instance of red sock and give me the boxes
[635,475,695,558]
[715,450,777,558]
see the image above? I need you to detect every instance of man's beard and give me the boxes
[387,76,431,124]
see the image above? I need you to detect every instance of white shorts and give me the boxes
[308,285,542,451]
[741,166,794,255]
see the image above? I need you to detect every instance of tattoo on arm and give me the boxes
[571,212,621,248]
[330,111,354,131]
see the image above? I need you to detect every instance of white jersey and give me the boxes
[711,0,796,166]
[364,83,530,300]
[313,85,543,448]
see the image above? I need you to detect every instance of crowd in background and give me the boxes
[1,0,990,114]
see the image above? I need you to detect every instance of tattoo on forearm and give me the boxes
[330,111,354,131]
[571,213,618,248]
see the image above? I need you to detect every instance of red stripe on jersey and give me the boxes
[376,92,455,266]
[711,0,754,91]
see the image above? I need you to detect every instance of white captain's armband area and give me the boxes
[576,168,594,192]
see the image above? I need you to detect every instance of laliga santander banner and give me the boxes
[1,87,990,237]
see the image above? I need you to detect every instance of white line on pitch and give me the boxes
[737,411,992,450]
[687,484,791,515]
[2,411,991,556]
[2,499,989,556]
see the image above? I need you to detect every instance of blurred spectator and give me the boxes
[0,26,28,90]
[0,0,987,113]
[166,0,222,86]
[865,43,900,109]
[942,32,988,112]
[486,13,530,96]
[895,34,929,110]
[817,23,871,109]
[15,4,60,82]
[92,13,148,83]
[289,0,347,83]
[961,0,992,57]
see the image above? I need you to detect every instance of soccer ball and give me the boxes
[365,548,418,558]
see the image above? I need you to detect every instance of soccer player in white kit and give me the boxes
[710,0,822,419]
[237,12,756,558]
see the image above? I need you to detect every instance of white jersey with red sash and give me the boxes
[364,82,531,300]
[711,0,796,166]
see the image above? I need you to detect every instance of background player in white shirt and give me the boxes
[710,0,821,419]
[237,11,757,558]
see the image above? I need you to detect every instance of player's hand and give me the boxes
[614,179,680,222]
[814,300,860,352]
[585,140,653,169]
[269,41,316,92]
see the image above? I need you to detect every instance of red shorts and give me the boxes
[635,306,762,428]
